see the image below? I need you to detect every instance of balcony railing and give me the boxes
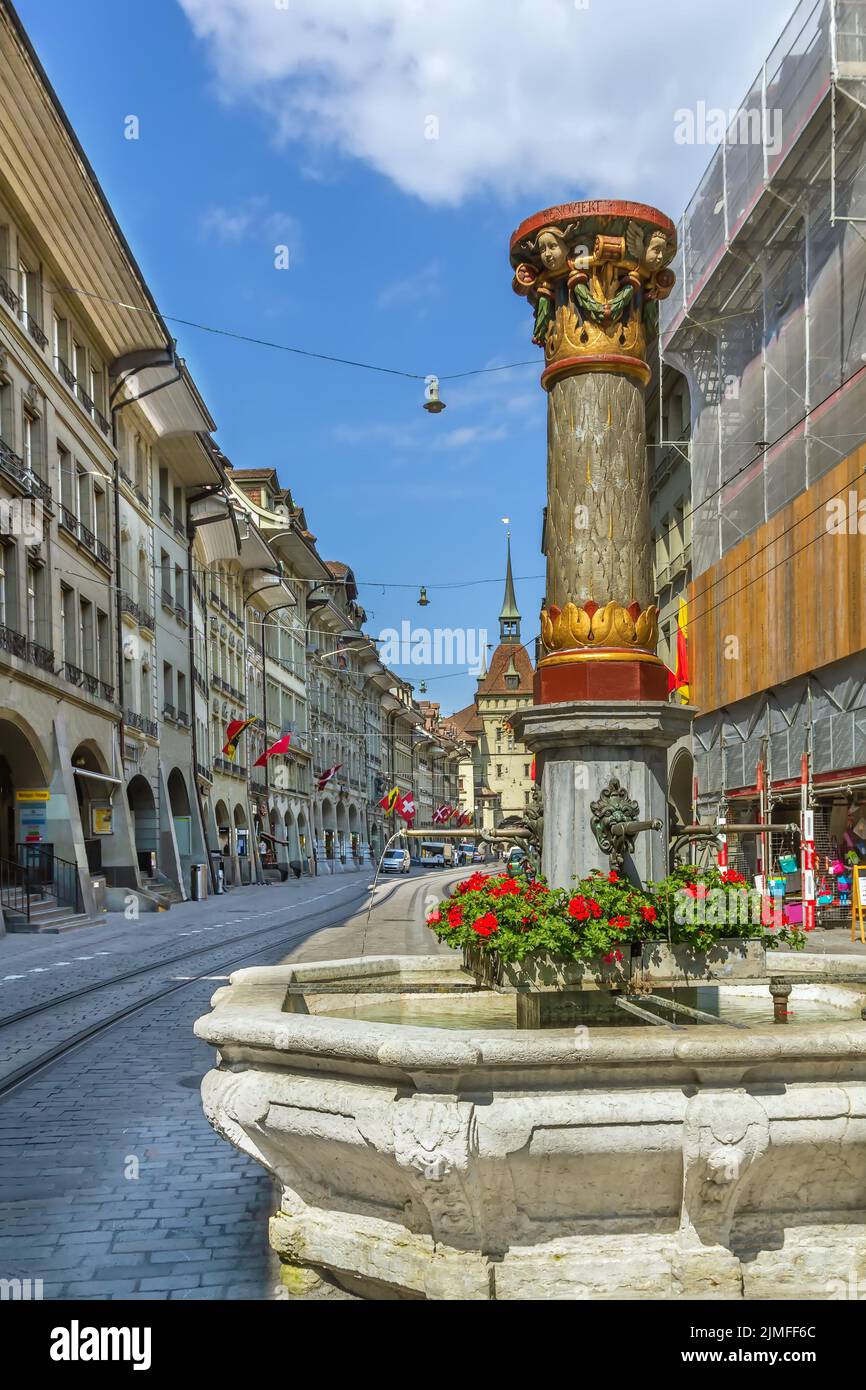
[23,312,48,350]
[81,671,100,697]
[101,680,114,702]
[0,274,19,312]
[174,602,188,625]
[120,467,134,490]
[77,386,95,417]
[160,587,174,609]
[158,498,172,522]
[163,702,176,721]
[140,606,154,632]
[195,760,212,782]
[193,663,207,696]
[28,640,54,672]
[173,516,185,539]
[0,437,53,508]
[176,709,189,727]
[120,592,140,623]
[56,358,76,391]
[64,661,84,686]
[0,624,28,660]
[94,408,111,438]
[125,708,158,739]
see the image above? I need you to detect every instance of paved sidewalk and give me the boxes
[0,866,460,1300]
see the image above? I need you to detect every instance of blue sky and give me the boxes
[14,0,799,710]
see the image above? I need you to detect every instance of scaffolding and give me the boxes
[660,0,866,577]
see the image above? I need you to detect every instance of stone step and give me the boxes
[5,908,96,934]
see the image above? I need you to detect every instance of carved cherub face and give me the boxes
[643,230,670,272]
[536,229,569,274]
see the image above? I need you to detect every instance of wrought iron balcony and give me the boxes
[77,386,95,417]
[120,592,140,623]
[0,437,53,508]
[195,760,212,783]
[56,358,76,391]
[250,778,267,796]
[174,602,188,625]
[134,485,148,508]
[173,516,186,539]
[163,703,176,721]
[60,505,78,536]
[82,671,100,697]
[0,624,28,660]
[125,708,158,739]
[193,663,208,696]
[161,587,174,609]
[176,709,189,727]
[64,661,84,686]
[0,274,19,312]
[158,498,172,521]
[28,640,54,672]
[100,680,114,702]
[79,521,96,551]
[119,468,134,490]
[94,408,111,438]
[23,312,48,350]
[140,607,154,632]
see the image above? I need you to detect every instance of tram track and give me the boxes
[0,881,377,1099]
[0,866,459,1100]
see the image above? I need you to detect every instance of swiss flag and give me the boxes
[396,792,416,827]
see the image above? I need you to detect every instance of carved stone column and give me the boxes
[508,200,692,886]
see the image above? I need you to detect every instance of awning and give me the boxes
[73,767,122,796]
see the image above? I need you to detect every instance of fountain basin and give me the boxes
[195,952,866,1300]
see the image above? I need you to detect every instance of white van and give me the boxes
[381,847,410,874]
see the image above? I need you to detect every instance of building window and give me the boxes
[160,550,172,604]
[26,562,40,641]
[53,312,69,371]
[0,377,12,446]
[496,764,502,778]
[61,584,74,661]
[177,671,187,720]
[79,597,93,673]
[96,609,108,680]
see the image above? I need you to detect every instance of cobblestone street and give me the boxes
[0,868,456,1299]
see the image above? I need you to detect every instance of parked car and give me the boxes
[504,846,526,873]
[381,847,411,874]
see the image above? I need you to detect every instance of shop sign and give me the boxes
[91,803,113,835]
[16,789,50,802]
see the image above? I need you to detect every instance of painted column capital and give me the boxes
[509,199,677,389]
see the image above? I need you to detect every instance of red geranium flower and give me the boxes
[490,876,521,898]
[720,868,746,885]
[608,915,630,931]
[447,904,463,927]
[607,871,619,884]
[587,898,602,918]
[568,895,591,921]
[426,911,441,926]
[472,912,499,938]
[640,905,657,923]
[458,872,490,893]
[603,949,624,964]
[683,883,709,899]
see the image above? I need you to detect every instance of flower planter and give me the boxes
[638,938,766,983]
[464,945,630,991]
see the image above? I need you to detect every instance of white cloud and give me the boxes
[200,195,299,245]
[179,0,799,211]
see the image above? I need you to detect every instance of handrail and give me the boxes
[16,844,83,915]
[0,855,32,921]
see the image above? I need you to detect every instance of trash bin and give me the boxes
[90,875,107,912]
[211,852,225,894]
[190,863,208,901]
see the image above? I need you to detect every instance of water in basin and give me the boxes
[323,983,866,1031]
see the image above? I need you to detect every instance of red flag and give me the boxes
[253,733,292,768]
[316,763,342,791]
[433,803,452,825]
[396,791,416,827]
[222,716,254,759]
[379,786,400,814]
[530,757,536,783]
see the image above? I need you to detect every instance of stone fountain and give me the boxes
[195,200,866,1300]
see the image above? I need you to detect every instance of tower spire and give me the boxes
[499,531,521,643]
